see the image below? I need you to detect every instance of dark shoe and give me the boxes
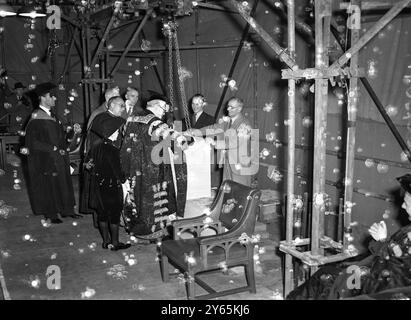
[67,214,83,219]
[102,243,112,249]
[110,243,131,251]
[50,218,63,224]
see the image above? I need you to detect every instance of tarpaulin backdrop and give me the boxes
[2,1,411,250]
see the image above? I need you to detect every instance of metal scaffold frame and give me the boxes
[5,0,411,298]
[274,0,411,297]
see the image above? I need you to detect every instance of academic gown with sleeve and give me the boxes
[25,108,76,218]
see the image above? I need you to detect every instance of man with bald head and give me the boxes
[87,86,120,131]
[122,87,144,119]
[191,97,257,187]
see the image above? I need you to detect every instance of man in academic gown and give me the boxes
[120,92,190,240]
[25,82,82,224]
[80,96,126,218]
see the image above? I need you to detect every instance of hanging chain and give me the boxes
[173,26,191,131]
[168,31,174,111]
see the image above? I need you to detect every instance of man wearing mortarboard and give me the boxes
[24,82,82,224]
[120,91,189,240]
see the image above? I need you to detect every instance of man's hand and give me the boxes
[73,123,82,134]
[369,220,387,241]
[122,179,131,202]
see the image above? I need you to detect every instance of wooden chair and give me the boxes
[159,180,261,300]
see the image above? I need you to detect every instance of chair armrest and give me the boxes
[172,215,223,239]
[198,233,255,268]
[198,226,251,246]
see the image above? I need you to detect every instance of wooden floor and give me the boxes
[0,158,284,300]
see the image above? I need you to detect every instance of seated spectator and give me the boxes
[287,174,411,300]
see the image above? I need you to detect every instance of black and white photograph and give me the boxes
[0,0,411,304]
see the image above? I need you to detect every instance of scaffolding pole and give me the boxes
[90,12,116,72]
[330,0,411,71]
[109,9,152,77]
[284,0,296,298]
[229,0,298,71]
[311,0,331,271]
[214,0,260,120]
[81,26,91,122]
[343,0,360,251]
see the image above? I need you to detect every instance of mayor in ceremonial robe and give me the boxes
[120,93,189,240]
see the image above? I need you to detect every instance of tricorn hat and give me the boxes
[397,174,411,194]
[14,82,26,90]
[34,82,57,97]
[91,113,125,139]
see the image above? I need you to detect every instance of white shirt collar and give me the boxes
[231,114,240,124]
[126,100,133,113]
[195,111,203,121]
[39,105,51,116]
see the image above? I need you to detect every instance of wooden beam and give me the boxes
[141,29,167,96]
[194,2,239,14]
[282,67,364,80]
[229,0,298,70]
[214,0,260,120]
[57,26,77,84]
[329,0,411,71]
[81,26,90,120]
[105,42,247,52]
[61,13,81,29]
[360,77,411,162]
[284,0,296,298]
[109,9,152,77]
[343,0,360,252]
[90,13,116,70]
[311,0,331,266]
[337,1,411,11]
[81,78,114,84]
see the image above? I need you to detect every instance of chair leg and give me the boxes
[160,254,170,282]
[245,263,256,294]
[185,271,195,300]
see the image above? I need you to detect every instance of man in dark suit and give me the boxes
[6,82,33,133]
[122,87,144,119]
[189,93,221,188]
[190,94,214,129]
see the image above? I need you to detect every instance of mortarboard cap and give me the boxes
[14,82,26,90]
[397,174,411,194]
[34,82,57,97]
[147,90,170,105]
